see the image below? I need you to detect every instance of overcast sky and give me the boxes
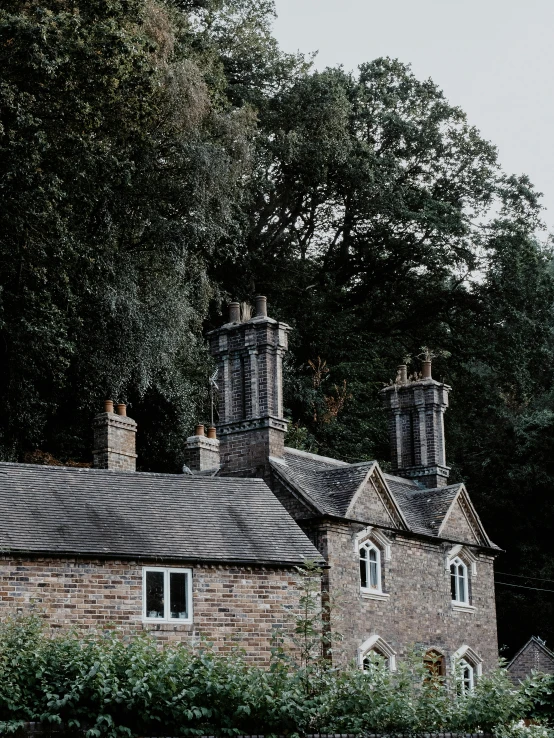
[272,0,554,235]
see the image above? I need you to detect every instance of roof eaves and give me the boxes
[372,464,411,531]
[0,547,324,567]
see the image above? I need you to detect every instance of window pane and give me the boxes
[169,572,188,619]
[146,571,164,618]
[458,572,466,603]
[369,548,377,562]
[360,557,368,588]
[369,560,379,588]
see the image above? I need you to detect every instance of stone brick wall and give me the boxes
[218,421,286,481]
[440,500,480,545]
[311,522,498,671]
[0,556,302,664]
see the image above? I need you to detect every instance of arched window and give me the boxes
[359,540,381,592]
[452,646,482,693]
[450,556,469,604]
[363,645,390,670]
[458,659,474,694]
[424,649,446,678]
[358,635,396,671]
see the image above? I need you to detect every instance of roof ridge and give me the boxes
[0,461,267,483]
[409,483,463,498]
[283,447,348,466]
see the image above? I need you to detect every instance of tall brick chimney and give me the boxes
[380,362,451,488]
[93,400,137,472]
[207,296,289,480]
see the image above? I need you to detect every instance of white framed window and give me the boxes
[449,556,469,604]
[357,635,396,671]
[458,659,474,694]
[142,567,193,624]
[359,540,382,593]
[452,645,482,693]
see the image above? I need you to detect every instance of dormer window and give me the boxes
[360,540,382,592]
[450,556,468,604]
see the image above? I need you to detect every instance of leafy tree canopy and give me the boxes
[1,0,554,655]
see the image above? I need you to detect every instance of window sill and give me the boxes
[142,618,193,626]
[451,602,475,613]
[361,590,390,601]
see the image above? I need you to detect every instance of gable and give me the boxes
[508,638,554,680]
[348,475,398,527]
[439,494,482,545]
[346,466,408,530]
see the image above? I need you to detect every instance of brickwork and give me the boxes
[0,556,302,664]
[349,479,397,527]
[380,378,450,488]
[183,435,220,472]
[508,638,554,683]
[308,521,498,671]
[209,309,290,479]
[93,413,137,472]
[441,500,480,545]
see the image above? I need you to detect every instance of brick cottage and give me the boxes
[0,296,499,684]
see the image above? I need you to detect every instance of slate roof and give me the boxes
[272,448,492,546]
[387,479,461,536]
[272,451,374,516]
[0,462,322,565]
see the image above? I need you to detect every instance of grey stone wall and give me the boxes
[311,521,498,671]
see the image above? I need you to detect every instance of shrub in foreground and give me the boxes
[0,617,551,737]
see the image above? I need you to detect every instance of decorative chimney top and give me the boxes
[380,355,451,489]
[207,296,290,479]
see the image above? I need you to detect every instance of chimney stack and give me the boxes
[380,360,451,489]
[93,401,137,471]
[183,424,220,473]
[207,296,289,480]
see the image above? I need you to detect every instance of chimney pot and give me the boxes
[254,295,267,318]
[104,400,114,414]
[421,360,432,379]
[115,403,127,416]
[207,426,216,439]
[195,424,205,436]
[228,302,240,323]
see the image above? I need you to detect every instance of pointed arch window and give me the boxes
[424,649,446,678]
[458,660,474,694]
[452,646,482,694]
[358,635,396,671]
[359,540,381,593]
[450,556,468,604]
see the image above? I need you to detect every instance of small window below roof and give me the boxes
[143,567,192,624]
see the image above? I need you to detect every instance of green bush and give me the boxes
[0,616,550,737]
